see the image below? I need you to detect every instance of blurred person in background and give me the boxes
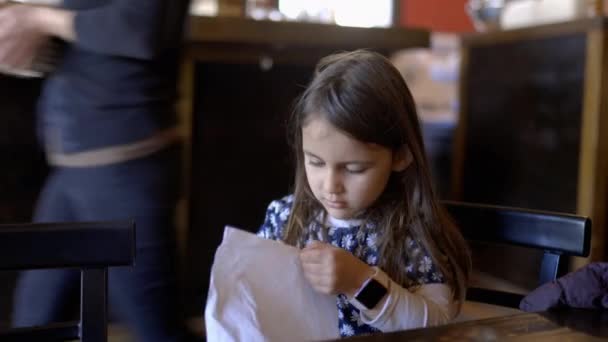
[0,1,196,341]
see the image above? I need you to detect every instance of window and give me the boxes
[278,0,394,28]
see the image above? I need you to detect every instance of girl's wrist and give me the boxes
[345,265,376,297]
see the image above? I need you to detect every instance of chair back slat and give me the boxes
[442,201,591,308]
[0,221,135,270]
[0,221,135,342]
[443,201,591,256]
[81,268,108,342]
[539,252,562,285]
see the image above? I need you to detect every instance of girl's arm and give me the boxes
[347,267,455,331]
[300,242,455,331]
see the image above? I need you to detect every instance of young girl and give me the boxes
[258,50,471,338]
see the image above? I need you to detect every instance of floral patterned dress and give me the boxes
[257,195,445,338]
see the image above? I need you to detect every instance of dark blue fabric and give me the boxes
[520,262,608,312]
[13,146,184,341]
[38,0,189,153]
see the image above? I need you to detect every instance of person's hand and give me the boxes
[0,4,48,70]
[299,241,375,296]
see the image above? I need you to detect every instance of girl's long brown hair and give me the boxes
[284,50,471,310]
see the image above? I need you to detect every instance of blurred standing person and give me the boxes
[0,0,194,341]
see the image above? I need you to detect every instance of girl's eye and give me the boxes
[307,160,324,167]
[346,166,367,174]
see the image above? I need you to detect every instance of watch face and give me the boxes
[355,278,387,310]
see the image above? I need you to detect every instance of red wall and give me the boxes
[401,0,474,33]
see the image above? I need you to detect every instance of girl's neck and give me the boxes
[326,214,363,228]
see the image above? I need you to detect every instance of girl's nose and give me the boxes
[323,169,344,194]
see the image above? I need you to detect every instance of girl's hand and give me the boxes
[0,4,47,70]
[300,241,375,296]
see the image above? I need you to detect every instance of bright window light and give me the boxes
[279,0,393,27]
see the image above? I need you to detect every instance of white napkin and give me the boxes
[204,227,340,342]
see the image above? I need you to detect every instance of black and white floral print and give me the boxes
[257,195,445,338]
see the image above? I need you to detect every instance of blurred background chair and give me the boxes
[443,201,591,311]
[0,221,135,342]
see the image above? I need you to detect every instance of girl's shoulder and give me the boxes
[264,195,294,224]
[266,194,294,213]
[257,195,294,240]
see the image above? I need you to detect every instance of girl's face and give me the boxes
[302,116,408,220]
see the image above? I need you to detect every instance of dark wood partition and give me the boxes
[454,18,608,286]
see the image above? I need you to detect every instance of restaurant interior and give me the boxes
[0,0,607,340]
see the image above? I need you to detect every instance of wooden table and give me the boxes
[329,309,608,341]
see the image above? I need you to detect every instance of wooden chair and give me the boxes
[443,201,591,308]
[0,221,135,342]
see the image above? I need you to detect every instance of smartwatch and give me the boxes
[352,271,388,310]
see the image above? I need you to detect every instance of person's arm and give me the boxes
[30,6,75,41]
[347,268,454,332]
[0,0,187,66]
[0,4,74,70]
